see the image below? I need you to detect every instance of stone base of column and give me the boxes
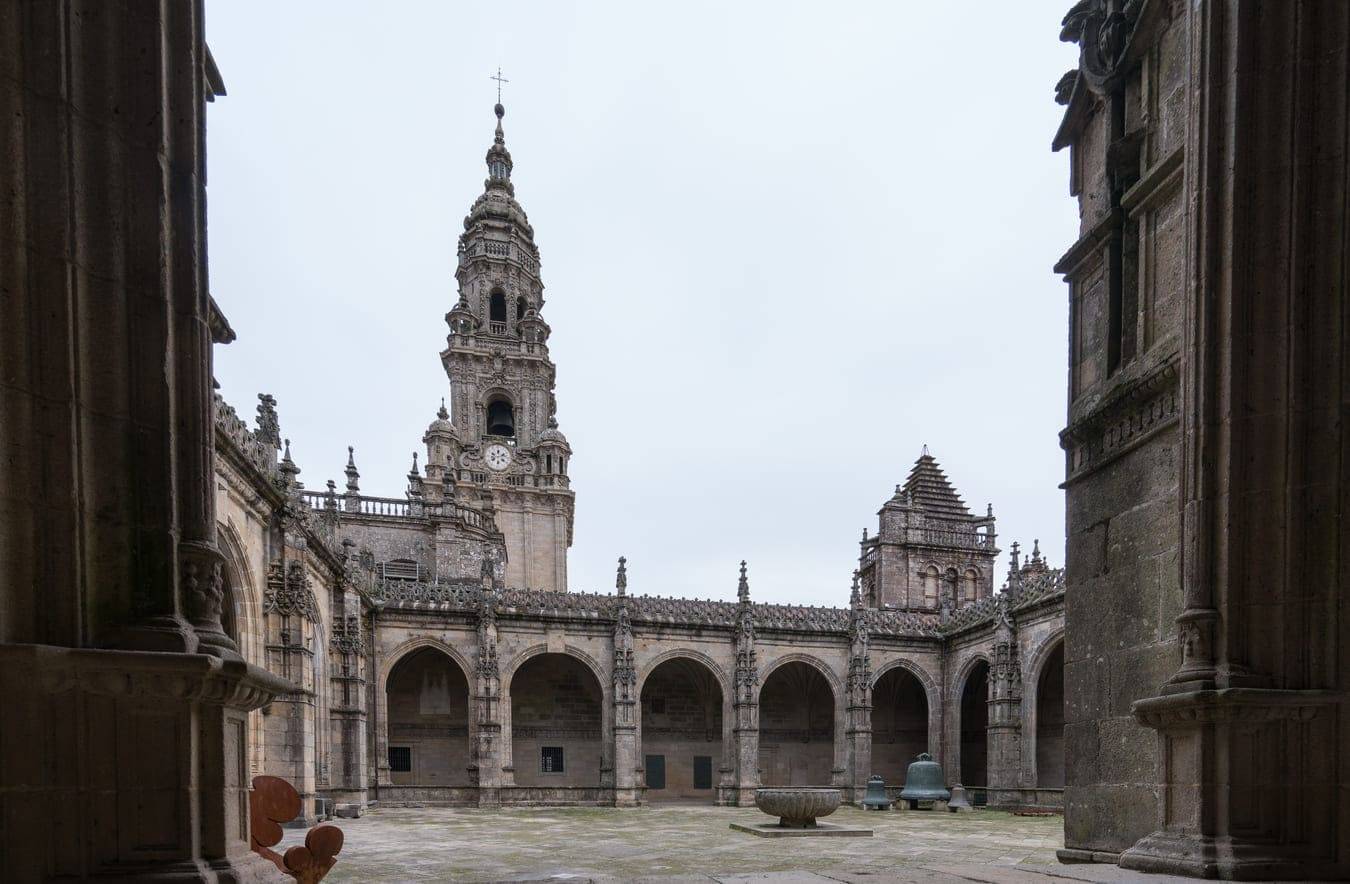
[88,852,283,882]
[0,644,292,882]
[611,787,642,807]
[1120,829,1344,881]
[1122,687,1344,882]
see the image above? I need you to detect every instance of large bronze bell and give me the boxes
[861,775,892,811]
[898,752,951,810]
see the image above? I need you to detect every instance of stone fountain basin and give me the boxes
[755,788,842,828]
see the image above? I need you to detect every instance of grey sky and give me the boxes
[206,1,1080,605]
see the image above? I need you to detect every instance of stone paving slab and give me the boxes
[274,805,1186,883]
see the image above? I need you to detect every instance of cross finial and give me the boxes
[490,67,509,104]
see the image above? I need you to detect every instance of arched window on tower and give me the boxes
[961,568,979,605]
[486,396,515,438]
[922,566,940,608]
[489,291,507,333]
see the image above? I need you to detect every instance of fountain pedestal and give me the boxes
[729,788,873,838]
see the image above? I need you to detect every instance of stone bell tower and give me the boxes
[424,100,575,591]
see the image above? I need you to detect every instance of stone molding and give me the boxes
[1131,687,1340,729]
[0,643,293,709]
[1060,355,1180,484]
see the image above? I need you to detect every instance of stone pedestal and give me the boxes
[0,645,292,881]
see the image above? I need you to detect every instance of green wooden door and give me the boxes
[646,754,666,790]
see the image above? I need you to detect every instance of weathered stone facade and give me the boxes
[1053,0,1349,878]
[194,102,1070,819]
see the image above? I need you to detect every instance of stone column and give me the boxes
[843,574,873,804]
[610,559,641,806]
[985,605,1023,807]
[730,563,761,806]
[0,2,289,877]
[1119,3,1346,878]
[473,586,504,807]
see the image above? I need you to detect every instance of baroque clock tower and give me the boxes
[422,100,574,591]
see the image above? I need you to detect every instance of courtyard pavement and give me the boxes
[279,804,1204,883]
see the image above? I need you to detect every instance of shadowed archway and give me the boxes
[385,646,473,786]
[639,657,724,801]
[758,660,836,786]
[959,659,989,789]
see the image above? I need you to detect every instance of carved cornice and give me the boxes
[1061,354,1180,484]
[1132,688,1341,729]
[368,580,943,638]
[0,643,294,710]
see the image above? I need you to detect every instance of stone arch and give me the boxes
[217,518,265,778]
[637,648,731,700]
[501,642,608,691]
[502,644,611,791]
[871,657,942,766]
[380,635,475,692]
[1024,631,1066,792]
[381,638,475,788]
[760,653,845,702]
[216,519,261,664]
[637,653,729,802]
[955,653,992,791]
[758,654,842,788]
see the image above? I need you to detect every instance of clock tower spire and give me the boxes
[426,99,574,591]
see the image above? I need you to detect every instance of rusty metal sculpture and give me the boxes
[250,775,344,883]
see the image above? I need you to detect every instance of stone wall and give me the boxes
[510,653,605,788]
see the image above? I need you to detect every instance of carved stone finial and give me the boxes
[737,560,750,604]
[616,556,628,595]
[438,398,449,420]
[1010,540,1021,572]
[255,393,281,450]
[987,502,994,518]
[280,438,300,480]
[850,570,862,609]
[345,446,360,493]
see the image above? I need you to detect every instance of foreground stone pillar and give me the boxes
[473,589,504,807]
[730,564,761,806]
[610,560,642,807]
[843,576,873,804]
[985,607,1023,807]
[0,2,291,878]
[1116,2,1348,878]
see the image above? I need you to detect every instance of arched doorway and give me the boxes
[510,653,603,788]
[759,661,835,786]
[385,647,472,787]
[870,667,929,787]
[639,658,723,802]
[1036,642,1065,789]
[959,660,989,790]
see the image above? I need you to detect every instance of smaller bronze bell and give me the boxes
[947,782,974,813]
[898,752,951,810]
[861,775,892,811]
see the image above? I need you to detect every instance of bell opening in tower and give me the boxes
[486,397,515,438]
[490,291,507,323]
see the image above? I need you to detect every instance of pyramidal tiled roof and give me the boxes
[902,449,971,518]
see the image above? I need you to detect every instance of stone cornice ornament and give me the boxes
[1060,0,1145,96]
[1132,688,1340,730]
[0,644,292,709]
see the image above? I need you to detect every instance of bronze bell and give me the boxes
[898,752,951,810]
[861,774,892,811]
[947,782,974,813]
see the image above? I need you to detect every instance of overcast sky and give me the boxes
[206,1,1080,605]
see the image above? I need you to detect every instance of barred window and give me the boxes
[541,746,564,773]
[388,746,412,773]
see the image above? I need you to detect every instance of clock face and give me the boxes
[484,444,512,472]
